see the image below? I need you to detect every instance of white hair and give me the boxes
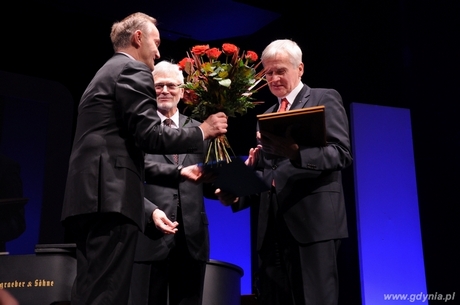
[152,60,184,84]
[261,39,302,67]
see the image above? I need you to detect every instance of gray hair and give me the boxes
[261,39,302,67]
[152,61,184,84]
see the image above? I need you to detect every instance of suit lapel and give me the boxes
[266,84,311,113]
[162,113,187,165]
[290,84,310,110]
[175,114,190,165]
[164,153,176,165]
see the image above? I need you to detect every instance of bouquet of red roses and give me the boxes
[178,43,266,166]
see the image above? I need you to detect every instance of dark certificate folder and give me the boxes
[257,105,327,147]
[203,157,270,197]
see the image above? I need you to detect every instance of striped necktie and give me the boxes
[163,119,179,164]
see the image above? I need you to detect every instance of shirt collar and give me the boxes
[157,110,179,128]
[279,82,304,110]
[116,52,135,60]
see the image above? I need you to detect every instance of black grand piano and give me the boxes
[0,244,243,305]
[0,244,75,305]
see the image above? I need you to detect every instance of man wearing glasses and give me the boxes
[129,61,213,305]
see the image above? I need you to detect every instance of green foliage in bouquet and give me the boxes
[178,43,266,119]
[177,43,266,165]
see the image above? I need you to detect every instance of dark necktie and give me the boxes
[163,119,179,164]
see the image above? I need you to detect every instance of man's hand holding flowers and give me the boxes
[199,112,228,140]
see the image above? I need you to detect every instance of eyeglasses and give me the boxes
[154,83,181,91]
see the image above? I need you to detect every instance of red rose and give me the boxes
[178,57,194,70]
[222,43,238,56]
[245,50,258,62]
[206,48,222,60]
[191,44,210,56]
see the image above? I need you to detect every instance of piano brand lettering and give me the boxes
[0,279,55,289]
[0,281,26,289]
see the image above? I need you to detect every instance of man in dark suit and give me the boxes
[219,39,352,305]
[61,13,227,305]
[128,61,212,305]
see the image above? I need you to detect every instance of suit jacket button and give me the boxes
[272,165,277,170]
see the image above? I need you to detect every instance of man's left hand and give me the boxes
[180,164,217,183]
[215,188,239,206]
